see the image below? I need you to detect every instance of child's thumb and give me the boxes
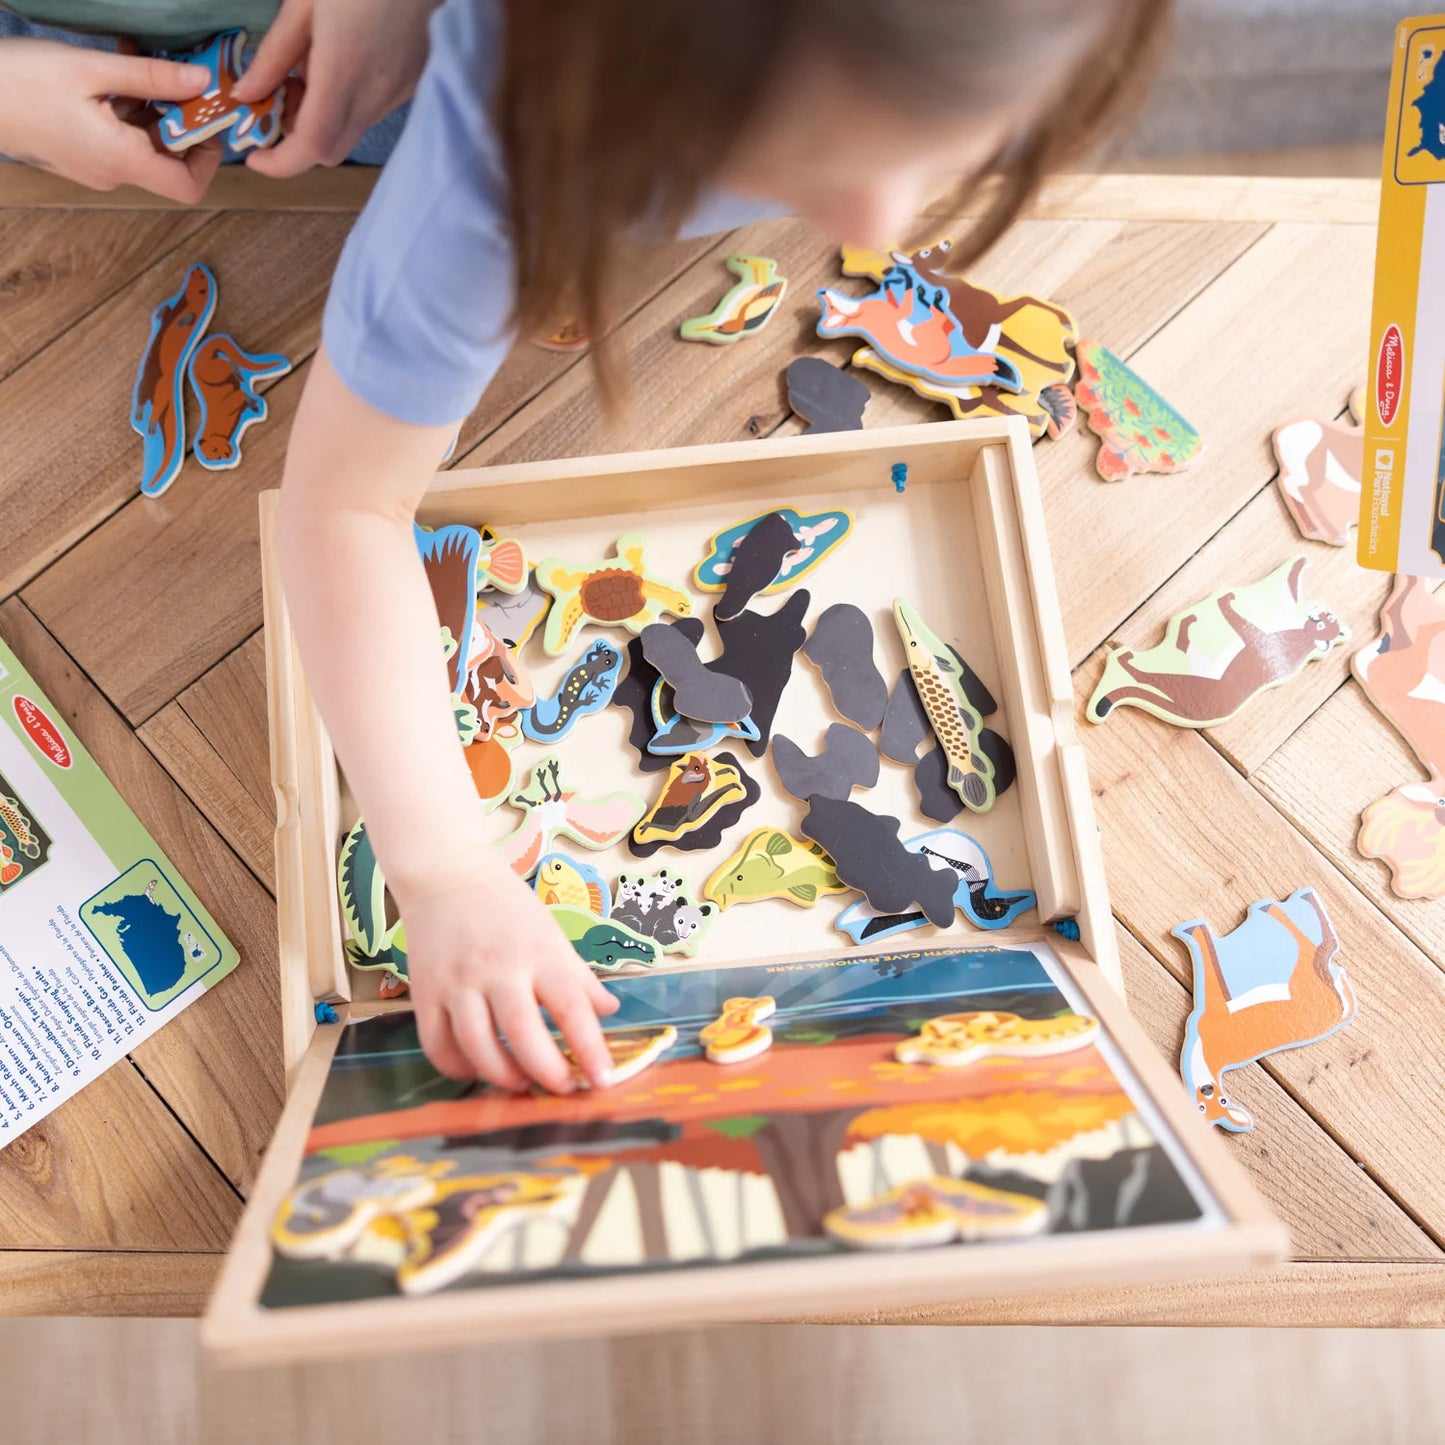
[87,52,211,102]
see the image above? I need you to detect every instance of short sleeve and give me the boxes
[322,0,514,427]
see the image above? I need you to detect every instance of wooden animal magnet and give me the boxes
[631,751,759,858]
[461,620,536,740]
[475,526,530,595]
[532,853,610,915]
[823,240,1078,438]
[700,996,776,1064]
[894,599,995,811]
[613,624,705,774]
[188,334,290,470]
[610,870,716,956]
[417,523,482,692]
[834,827,1036,943]
[771,723,879,802]
[713,591,811,756]
[800,796,957,927]
[133,262,217,497]
[463,732,522,815]
[501,758,645,878]
[338,819,407,976]
[648,679,760,756]
[818,262,1025,392]
[396,1173,579,1296]
[1271,414,1364,546]
[680,255,787,344]
[271,1158,443,1260]
[694,508,852,595]
[533,319,589,352]
[1038,382,1078,440]
[566,1026,677,1087]
[1174,888,1353,1132]
[703,827,848,909]
[824,1176,1048,1250]
[154,30,284,153]
[640,623,754,723]
[786,356,869,434]
[802,603,889,730]
[1074,339,1204,481]
[714,511,798,623]
[535,534,691,656]
[895,1009,1098,1068]
[550,906,660,971]
[1352,575,1445,899]
[475,572,551,652]
[1086,556,1347,729]
[522,639,624,743]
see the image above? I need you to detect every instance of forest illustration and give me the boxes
[263,947,1211,1307]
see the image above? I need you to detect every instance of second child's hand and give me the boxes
[233,0,441,177]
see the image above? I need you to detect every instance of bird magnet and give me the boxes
[833,826,1035,943]
[1086,556,1347,730]
[188,334,290,471]
[1074,339,1204,481]
[133,261,217,498]
[500,758,645,878]
[630,751,759,858]
[680,255,788,344]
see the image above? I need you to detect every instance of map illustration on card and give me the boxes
[0,637,239,1145]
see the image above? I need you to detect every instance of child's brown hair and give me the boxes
[498,0,1169,363]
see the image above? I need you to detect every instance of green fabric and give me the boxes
[1,1,279,45]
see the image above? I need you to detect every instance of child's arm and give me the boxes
[0,40,220,202]
[278,348,619,1094]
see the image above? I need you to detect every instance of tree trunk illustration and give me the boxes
[750,1108,862,1237]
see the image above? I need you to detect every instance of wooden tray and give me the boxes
[203,421,1286,1363]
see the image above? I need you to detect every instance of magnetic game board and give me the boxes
[260,944,1220,1309]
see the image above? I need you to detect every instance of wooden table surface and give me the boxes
[0,171,1439,1326]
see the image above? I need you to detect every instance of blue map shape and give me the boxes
[90,893,189,997]
[1410,62,1445,161]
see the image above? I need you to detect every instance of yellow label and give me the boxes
[1361,16,1445,578]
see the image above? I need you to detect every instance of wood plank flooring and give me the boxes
[0,173,1439,1324]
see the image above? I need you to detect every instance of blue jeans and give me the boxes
[0,12,407,164]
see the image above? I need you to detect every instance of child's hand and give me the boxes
[0,40,222,202]
[233,0,440,178]
[402,865,621,1095]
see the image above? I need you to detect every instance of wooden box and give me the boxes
[203,421,1286,1364]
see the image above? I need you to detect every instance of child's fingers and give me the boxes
[86,52,211,101]
[539,974,615,1090]
[107,126,218,204]
[447,991,530,1094]
[491,985,576,1095]
[582,969,621,1018]
[234,0,311,103]
[414,1001,474,1081]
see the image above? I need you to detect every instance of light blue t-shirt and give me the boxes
[323,0,781,428]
